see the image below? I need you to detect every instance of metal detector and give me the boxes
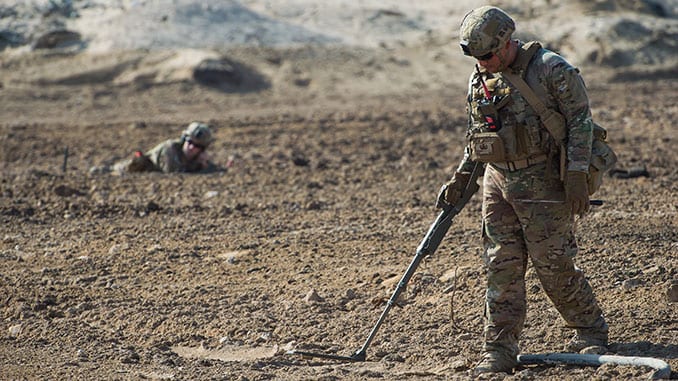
[288,163,484,362]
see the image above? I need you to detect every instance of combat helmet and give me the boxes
[459,6,515,59]
[182,122,214,148]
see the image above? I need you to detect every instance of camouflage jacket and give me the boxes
[145,139,206,173]
[458,41,593,174]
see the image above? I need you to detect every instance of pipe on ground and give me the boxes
[518,353,671,380]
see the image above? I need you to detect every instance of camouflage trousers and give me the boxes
[480,161,603,350]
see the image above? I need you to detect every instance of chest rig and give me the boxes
[467,42,553,166]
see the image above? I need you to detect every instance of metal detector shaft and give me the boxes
[351,162,484,360]
[293,206,469,362]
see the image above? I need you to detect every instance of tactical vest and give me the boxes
[467,42,554,164]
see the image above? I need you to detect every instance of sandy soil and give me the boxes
[0,1,677,380]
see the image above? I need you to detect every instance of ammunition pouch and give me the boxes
[470,132,506,162]
[470,94,512,162]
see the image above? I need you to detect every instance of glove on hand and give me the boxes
[127,152,157,172]
[565,170,590,216]
[436,172,471,209]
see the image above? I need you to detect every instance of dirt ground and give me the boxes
[0,39,676,380]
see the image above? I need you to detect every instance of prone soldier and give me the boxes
[113,121,216,174]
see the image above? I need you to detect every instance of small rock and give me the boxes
[644,265,663,275]
[121,349,140,364]
[668,281,678,303]
[146,245,163,254]
[108,243,128,255]
[8,324,22,338]
[303,289,323,303]
[145,201,160,212]
[281,341,297,352]
[305,200,322,210]
[292,154,309,166]
[75,276,97,285]
[42,295,57,306]
[77,349,88,361]
[204,190,219,199]
[621,278,642,290]
[129,121,147,130]
[293,77,311,87]
[54,185,83,197]
[47,309,66,319]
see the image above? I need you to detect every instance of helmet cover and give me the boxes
[459,6,515,58]
[182,122,214,148]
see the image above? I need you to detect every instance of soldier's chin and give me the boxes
[477,63,496,73]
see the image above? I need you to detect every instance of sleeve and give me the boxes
[456,73,479,175]
[148,140,182,173]
[547,59,593,172]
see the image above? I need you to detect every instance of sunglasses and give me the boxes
[460,42,495,61]
[473,51,495,61]
[186,139,206,151]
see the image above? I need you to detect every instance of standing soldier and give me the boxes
[114,121,216,174]
[436,6,608,374]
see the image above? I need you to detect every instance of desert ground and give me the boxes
[0,1,676,380]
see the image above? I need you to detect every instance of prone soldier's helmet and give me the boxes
[459,6,515,59]
[182,122,214,148]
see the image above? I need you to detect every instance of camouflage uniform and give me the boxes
[142,138,206,173]
[447,6,607,370]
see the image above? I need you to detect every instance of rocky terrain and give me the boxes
[0,0,676,380]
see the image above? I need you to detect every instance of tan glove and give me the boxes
[565,171,590,216]
[436,172,471,209]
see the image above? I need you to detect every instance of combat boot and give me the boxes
[473,343,519,374]
[565,316,608,354]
